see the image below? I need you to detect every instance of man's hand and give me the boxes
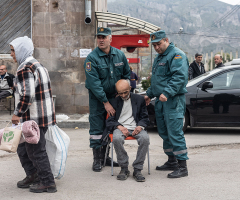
[103,101,115,116]
[117,125,129,137]
[159,94,167,102]
[144,96,151,106]
[12,114,20,125]
[132,126,142,136]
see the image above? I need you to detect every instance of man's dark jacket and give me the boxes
[2,73,15,88]
[102,93,149,144]
[189,61,205,80]
[215,63,225,68]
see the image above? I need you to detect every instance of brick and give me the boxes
[32,12,44,24]
[74,95,89,106]
[66,1,84,12]
[50,24,67,36]
[51,48,67,60]
[32,0,49,12]
[34,48,51,60]
[66,59,84,70]
[60,72,80,83]
[79,72,86,83]
[51,81,73,95]
[51,59,66,71]
[66,12,81,24]
[49,12,66,24]
[73,83,88,95]
[55,94,72,106]
[55,105,77,114]
[76,106,89,114]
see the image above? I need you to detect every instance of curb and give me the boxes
[57,121,90,129]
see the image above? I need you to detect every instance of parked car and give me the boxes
[144,61,240,132]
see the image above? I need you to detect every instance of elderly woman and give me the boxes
[10,36,57,193]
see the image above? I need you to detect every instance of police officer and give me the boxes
[145,30,189,178]
[84,27,131,172]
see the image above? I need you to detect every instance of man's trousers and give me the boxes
[17,127,55,186]
[112,129,149,170]
[155,94,188,160]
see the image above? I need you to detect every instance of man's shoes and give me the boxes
[17,171,39,188]
[103,157,119,167]
[133,170,145,182]
[117,168,130,180]
[92,148,102,172]
[29,183,57,193]
[167,166,188,178]
[167,160,188,178]
[156,161,178,171]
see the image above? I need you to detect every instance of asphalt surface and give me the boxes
[1,127,240,200]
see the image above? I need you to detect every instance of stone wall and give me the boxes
[32,0,99,114]
[1,0,108,114]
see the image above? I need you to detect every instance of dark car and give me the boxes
[145,62,240,132]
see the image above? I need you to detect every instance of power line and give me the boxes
[168,32,240,39]
[202,1,240,33]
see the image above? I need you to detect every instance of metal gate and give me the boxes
[0,0,31,54]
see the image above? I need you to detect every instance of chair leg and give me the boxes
[147,146,150,175]
[111,142,113,176]
[10,98,11,115]
[103,142,109,167]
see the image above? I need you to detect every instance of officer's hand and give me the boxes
[159,94,167,102]
[103,101,116,116]
[117,125,129,137]
[132,126,142,136]
[144,96,151,106]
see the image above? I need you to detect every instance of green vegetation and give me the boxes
[141,78,151,91]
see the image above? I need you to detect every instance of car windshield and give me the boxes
[187,68,222,87]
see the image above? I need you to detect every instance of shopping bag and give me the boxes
[45,125,70,179]
[0,122,22,153]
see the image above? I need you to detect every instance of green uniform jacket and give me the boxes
[84,46,130,103]
[146,43,189,99]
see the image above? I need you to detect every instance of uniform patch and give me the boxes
[86,62,91,72]
[174,55,182,60]
[159,63,165,66]
[100,27,104,32]
[115,62,124,67]
[151,34,156,40]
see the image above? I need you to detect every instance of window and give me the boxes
[210,70,240,90]
[0,0,31,54]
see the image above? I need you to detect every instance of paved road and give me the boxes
[1,127,240,200]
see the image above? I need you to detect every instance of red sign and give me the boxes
[111,35,150,49]
[127,58,140,63]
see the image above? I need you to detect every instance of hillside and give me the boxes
[108,0,240,57]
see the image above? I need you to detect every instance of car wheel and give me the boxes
[182,111,189,133]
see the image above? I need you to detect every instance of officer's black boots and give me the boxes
[101,145,119,167]
[167,160,188,178]
[92,148,102,172]
[156,155,178,171]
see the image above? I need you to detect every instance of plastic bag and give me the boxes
[56,114,69,122]
[45,125,70,179]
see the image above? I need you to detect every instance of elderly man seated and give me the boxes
[106,79,149,182]
[0,65,14,100]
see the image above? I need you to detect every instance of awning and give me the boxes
[95,11,160,34]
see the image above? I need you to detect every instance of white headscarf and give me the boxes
[9,36,34,66]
